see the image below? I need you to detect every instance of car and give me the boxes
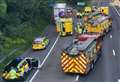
[32,37,49,50]
[2,57,38,81]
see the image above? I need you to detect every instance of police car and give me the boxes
[2,57,38,81]
[32,37,49,50]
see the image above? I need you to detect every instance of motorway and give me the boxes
[1,0,120,82]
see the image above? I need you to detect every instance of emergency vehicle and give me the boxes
[60,33,102,74]
[32,37,49,50]
[53,3,67,22]
[56,15,73,36]
[76,6,112,35]
[86,12,112,35]
[2,57,38,81]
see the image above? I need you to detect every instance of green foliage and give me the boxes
[0,0,7,17]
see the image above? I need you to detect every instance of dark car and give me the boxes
[2,57,38,81]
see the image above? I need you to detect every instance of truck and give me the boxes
[85,12,112,35]
[53,3,67,23]
[56,17,73,36]
[76,7,112,35]
[60,33,102,74]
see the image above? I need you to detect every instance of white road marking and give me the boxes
[29,35,60,82]
[29,70,39,82]
[75,75,79,82]
[118,79,120,82]
[113,6,120,17]
[110,34,112,38]
[112,49,116,56]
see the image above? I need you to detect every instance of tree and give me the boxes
[0,0,7,17]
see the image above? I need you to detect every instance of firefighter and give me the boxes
[76,12,85,34]
[60,21,65,36]
[23,62,29,72]
[76,22,82,34]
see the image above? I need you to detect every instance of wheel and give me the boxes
[94,56,98,63]
[109,26,112,32]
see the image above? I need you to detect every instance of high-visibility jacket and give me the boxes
[77,24,82,33]
[18,67,24,76]
[6,69,17,79]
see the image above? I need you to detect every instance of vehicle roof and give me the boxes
[88,11,101,18]
[5,57,33,70]
[5,58,23,70]
[75,37,95,50]
[34,37,45,42]
[74,34,100,50]
[88,15,110,26]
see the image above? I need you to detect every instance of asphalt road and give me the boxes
[1,0,120,82]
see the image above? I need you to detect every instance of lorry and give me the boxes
[76,6,112,35]
[85,12,112,35]
[53,3,67,23]
[56,17,73,36]
[60,33,102,74]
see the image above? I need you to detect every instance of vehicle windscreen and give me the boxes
[66,43,79,56]
[5,58,22,71]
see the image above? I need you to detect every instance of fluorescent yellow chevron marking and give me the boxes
[75,65,81,72]
[66,62,74,71]
[75,65,84,73]
[63,64,69,70]
[74,59,85,72]
[63,59,72,70]
[74,67,79,73]
[79,56,87,64]
[69,68,74,72]
[62,59,69,66]
[66,63,74,72]
[61,55,64,59]
[81,54,86,60]
[61,55,68,63]
[76,58,86,69]
[62,53,66,56]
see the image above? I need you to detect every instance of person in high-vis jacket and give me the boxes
[76,22,82,34]
[76,12,85,34]
[5,67,17,79]
[17,66,25,77]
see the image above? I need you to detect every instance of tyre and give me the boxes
[20,73,27,81]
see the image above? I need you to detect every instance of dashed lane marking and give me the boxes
[112,49,116,56]
[118,79,120,82]
[75,75,79,82]
[110,35,112,38]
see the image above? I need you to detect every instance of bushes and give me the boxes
[0,0,7,17]
[0,0,51,71]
